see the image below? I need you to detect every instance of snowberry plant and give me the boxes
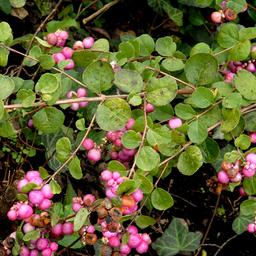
[1,0,256,255]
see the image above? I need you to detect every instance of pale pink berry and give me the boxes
[217,170,229,184]
[246,153,256,164]
[128,234,142,248]
[18,204,33,219]
[77,88,87,97]
[114,139,122,147]
[211,11,222,23]
[30,249,39,256]
[132,189,143,202]
[71,102,80,110]
[52,52,66,64]
[106,189,116,199]
[127,225,138,235]
[41,248,52,256]
[239,187,247,197]
[36,238,49,251]
[72,202,83,212]
[112,172,121,180]
[56,38,65,47]
[66,91,74,99]
[103,231,117,238]
[29,190,44,205]
[17,178,29,192]
[120,244,131,254]
[141,233,151,244]
[62,222,74,235]
[73,41,84,50]
[82,138,94,151]
[106,131,118,141]
[30,176,43,186]
[224,72,235,83]
[46,33,57,45]
[136,240,149,254]
[23,223,35,233]
[83,194,96,206]
[108,236,120,247]
[250,133,256,143]
[168,117,182,129]
[27,119,34,128]
[50,242,58,252]
[87,148,101,162]
[83,37,94,49]
[64,59,75,70]
[61,47,74,59]
[39,199,52,210]
[86,225,95,233]
[230,172,242,183]
[41,184,54,199]
[247,63,256,72]
[25,171,40,181]
[126,118,135,130]
[101,170,113,181]
[243,168,255,177]
[110,151,118,159]
[79,102,88,108]
[146,103,154,113]
[20,246,30,256]
[116,177,124,184]
[58,30,69,40]
[7,209,17,221]
[247,223,256,233]
[52,223,63,236]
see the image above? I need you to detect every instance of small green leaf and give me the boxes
[91,38,109,52]
[135,215,156,229]
[234,134,251,150]
[199,138,220,163]
[16,89,36,108]
[50,180,62,194]
[191,87,214,108]
[117,179,139,195]
[68,156,83,180]
[175,103,196,120]
[134,173,153,194]
[0,47,9,67]
[23,229,40,242]
[0,75,15,100]
[151,188,174,210]
[74,208,89,232]
[35,73,59,94]
[187,119,208,144]
[121,130,141,149]
[39,54,55,70]
[190,42,211,56]
[217,23,239,48]
[0,22,12,42]
[222,92,242,109]
[58,233,84,249]
[221,108,240,133]
[56,137,71,162]
[232,214,254,235]
[240,199,256,216]
[108,160,127,176]
[135,34,155,56]
[161,57,184,72]
[243,176,256,195]
[228,40,250,61]
[155,36,176,57]
[239,27,256,41]
[21,183,38,193]
[0,100,4,120]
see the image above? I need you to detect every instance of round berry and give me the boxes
[77,88,87,98]
[25,171,40,181]
[7,209,17,221]
[101,170,113,181]
[136,240,149,254]
[108,236,120,248]
[211,11,222,23]
[73,41,84,50]
[86,225,95,233]
[132,189,143,202]
[59,30,69,40]
[41,248,52,256]
[20,246,30,256]
[46,33,57,45]
[27,119,34,128]
[64,59,75,70]
[246,153,256,164]
[61,47,74,59]
[127,225,138,235]
[128,234,142,248]
[82,138,94,151]
[126,118,135,130]
[71,102,80,111]
[120,244,131,254]
[247,223,256,233]
[82,37,94,49]
[52,52,66,64]
[23,223,35,233]
[30,250,39,256]
[41,184,54,199]
[72,202,83,212]
[145,103,154,113]
[36,238,49,251]
[243,168,255,178]
[217,170,229,184]
[17,178,29,192]
[38,199,52,210]
[18,204,33,219]
[49,242,58,252]
[83,194,96,206]
[62,222,74,235]
[168,117,182,129]
[52,223,63,236]
[87,148,101,162]
[29,190,44,205]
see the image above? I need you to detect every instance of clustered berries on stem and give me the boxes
[66,87,89,110]
[81,137,102,162]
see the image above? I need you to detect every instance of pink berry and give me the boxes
[59,30,69,40]
[101,170,113,181]
[20,246,30,256]
[73,41,84,50]
[29,190,44,205]
[41,248,52,256]
[39,199,52,210]
[82,138,95,151]
[224,72,235,83]
[77,88,87,97]
[127,225,138,235]
[106,189,116,199]
[52,52,66,64]
[36,238,49,251]
[30,250,39,256]
[250,133,256,143]
[64,59,75,70]
[66,91,74,99]
[23,223,35,233]
[132,189,143,202]
[83,194,96,206]
[110,151,118,159]
[72,202,83,212]
[61,47,74,59]
[243,168,255,177]
[50,242,58,252]
[128,234,142,248]
[120,244,131,254]
[52,223,63,236]
[87,148,101,162]
[17,178,29,192]
[247,223,256,233]
[211,11,222,23]
[246,153,256,164]
[136,240,149,254]
[141,233,151,244]
[116,177,124,184]
[71,102,80,110]
[83,37,94,49]
[145,103,154,113]
[108,236,120,248]
[27,119,33,128]
[112,172,120,180]
[30,176,43,186]
[103,231,117,238]
[18,204,33,219]
[46,33,57,45]
[79,102,88,108]
[247,63,256,72]
[239,187,247,197]
[25,171,40,181]
[86,225,95,233]
[126,118,135,130]
[62,222,74,235]
[217,170,229,184]
[41,184,54,199]
[7,209,17,221]
[168,117,182,129]
[114,139,122,147]
[230,172,242,183]
[56,38,65,47]
[106,131,118,141]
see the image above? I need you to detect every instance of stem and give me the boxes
[76,0,98,19]
[213,234,238,256]
[214,46,235,56]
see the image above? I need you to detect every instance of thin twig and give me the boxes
[76,0,98,19]
[213,234,238,256]
[82,0,120,24]
[214,46,235,56]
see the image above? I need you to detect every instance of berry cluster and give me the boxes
[66,87,89,110]
[45,30,69,47]
[72,194,96,212]
[82,138,102,162]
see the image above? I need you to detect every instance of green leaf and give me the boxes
[114,69,143,93]
[39,54,55,70]
[134,173,153,194]
[58,234,84,249]
[0,22,12,42]
[190,42,211,56]
[175,103,196,120]
[177,146,203,175]
[228,40,250,61]
[23,229,40,242]
[121,130,141,149]
[0,75,15,100]
[178,0,212,7]
[217,23,239,48]
[184,53,218,85]
[0,100,4,120]
[50,180,62,194]
[187,120,208,144]
[146,128,172,147]
[91,38,109,52]
[10,0,25,8]
[234,134,251,150]
[128,94,142,106]
[47,18,78,32]
[222,92,242,109]
[72,50,98,68]
[151,188,173,210]
[135,215,156,229]
[234,70,256,100]
[146,76,177,106]
[191,87,214,108]
[0,47,9,66]
[136,146,160,172]
[50,203,63,226]
[21,183,38,193]
[68,156,82,180]
[16,89,36,108]
[82,60,114,94]
[199,138,220,163]
[162,1,183,26]
[244,112,256,132]
[150,105,174,121]
[221,108,240,133]
[232,214,254,235]
[33,107,65,134]
[117,179,139,195]
[0,0,11,14]
[0,119,16,138]
[240,199,256,216]
[74,208,89,232]
[107,160,127,176]
[96,98,131,131]
[239,27,256,41]
[135,34,155,56]
[23,45,41,67]
[161,57,184,72]
[155,36,176,57]
[152,217,203,256]
[243,176,256,195]
[227,0,247,13]
[56,137,71,162]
